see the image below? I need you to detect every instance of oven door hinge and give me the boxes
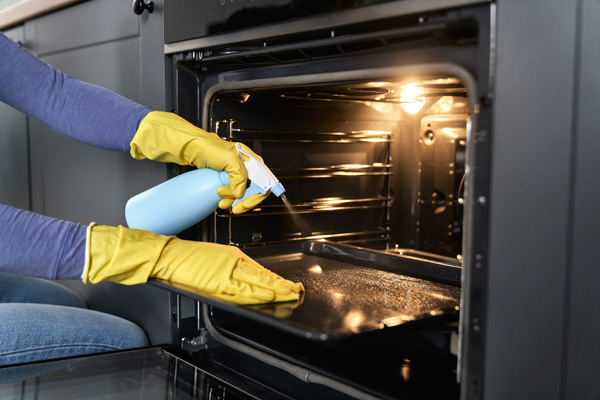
[181,328,208,353]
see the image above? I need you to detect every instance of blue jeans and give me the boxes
[0,272,148,366]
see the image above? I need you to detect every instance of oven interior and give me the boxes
[209,79,467,260]
[166,66,471,398]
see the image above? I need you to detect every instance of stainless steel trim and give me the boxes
[184,23,446,62]
[164,0,491,54]
[203,64,478,131]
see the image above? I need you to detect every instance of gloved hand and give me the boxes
[216,185,271,214]
[82,224,304,304]
[130,111,267,212]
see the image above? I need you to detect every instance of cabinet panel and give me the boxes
[17,0,170,344]
[29,37,166,225]
[24,0,138,56]
[0,26,30,209]
[0,103,29,209]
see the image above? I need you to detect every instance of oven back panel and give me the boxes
[189,80,468,261]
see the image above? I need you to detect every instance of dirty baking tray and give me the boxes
[152,241,461,340]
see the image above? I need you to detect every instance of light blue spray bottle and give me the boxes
[125,143,285,236]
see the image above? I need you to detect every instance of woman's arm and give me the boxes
[0,204,86,280]
[0,32,149,152]
[0,32,146,279]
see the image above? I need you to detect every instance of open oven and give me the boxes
[152,1,493,399]
[0,1,596,399]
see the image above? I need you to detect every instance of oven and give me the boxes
[154,1,493,399]
[0,1,594,398]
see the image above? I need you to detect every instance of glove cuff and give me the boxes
[84,224,167,285]
[129,110,217,165]
[129,110,175,162]
[81,222,97,284]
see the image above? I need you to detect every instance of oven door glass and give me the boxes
[0,346,278,400]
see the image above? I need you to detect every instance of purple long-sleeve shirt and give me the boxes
[0,32,151,279]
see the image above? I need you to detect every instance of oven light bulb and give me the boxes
[400,87,425,114]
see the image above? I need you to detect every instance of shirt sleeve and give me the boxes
[0,32,150,152]
[0,32,152,279]
[0,204,87,280]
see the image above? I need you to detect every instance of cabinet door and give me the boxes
[24,0,167,226]
[23,0,172,345]
[0,26,30,209]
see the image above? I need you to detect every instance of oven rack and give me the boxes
[231,228,391,248]
[220,196,391,216]
[274,170,392,179]
[215,122,393,179]
[238,137,392,144]
[271,163,392,179]
[216,120,393,141]
[272,163,392,171]
[213,119,392,248]
[386,248,462,266]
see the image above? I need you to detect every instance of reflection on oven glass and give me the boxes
[217,0,390,33]
[0,348,259,399]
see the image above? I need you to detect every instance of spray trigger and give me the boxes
[235,143,285,197]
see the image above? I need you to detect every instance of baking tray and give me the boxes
[152,241,461,340]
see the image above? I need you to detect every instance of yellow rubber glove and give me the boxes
[216,185,271,214]
[82,224,304,304]
[130,111,267,211]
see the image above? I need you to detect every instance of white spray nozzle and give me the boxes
[235,143,285,197]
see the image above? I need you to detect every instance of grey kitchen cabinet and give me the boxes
[2,0,173,345]
[23,0,169,226]
[0,26,30,210]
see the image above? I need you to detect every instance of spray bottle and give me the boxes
[125,143,285,236]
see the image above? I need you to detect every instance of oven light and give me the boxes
[400,86,425,114]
